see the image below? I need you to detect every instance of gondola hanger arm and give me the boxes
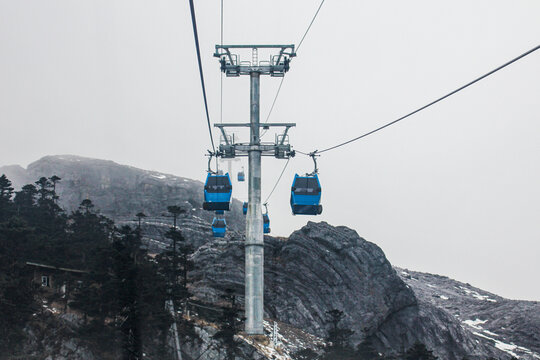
[307,151,319,176]
[206,150,219,174]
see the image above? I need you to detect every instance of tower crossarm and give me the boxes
[214,123,295,159]
[214,123,296,128]
[214,45,296,77]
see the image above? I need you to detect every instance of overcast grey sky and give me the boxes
[1,0,539,300]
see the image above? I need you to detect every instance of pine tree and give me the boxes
[114,226,143,360]
[32,176,65,239]
[50,175,61,203]
[67,199,114,267]
[69,200,117,326]
[158,206,192,312]
[0,174,13,199]
[0,174,14,221]
[0,179,174,358]
[136,248,172,358]
[403,342,438,360]
[177,240,194,306]
[292,348,319,360]
[14,184,37,218]
[0,214,37,354]
[35,177,53,204]
[213,289,241,360]
[326,309,355,348]
[356,337,382,360]
[135,212,146,231]
[321,309,356,360]
[34,176,63,215]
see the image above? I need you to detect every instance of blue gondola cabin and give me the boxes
[238,170,245,182]
[203,173,232,211]
[263,213,270,234]
[242,202,248,215]
[212,218,227,237]
[290,174,323,215]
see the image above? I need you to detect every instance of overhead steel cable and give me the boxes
[263,158,290,204]
[296,0,326,52]
[220,0,224,124]
[260,77,285,138]
[263,76,285,124]
[220,0,223,46]
[295,150,311,156]
[305,44,540,155]
[188,0,216,153]
[261,0,326,138]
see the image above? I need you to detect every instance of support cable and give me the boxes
[220,0,224,124]
[260,0,326,138]
[263,158,290,204]
[267,77,285,122]
[188,0,216,153]
[296,0,326,52]
[301,44,540,155]
[260,77,285,138]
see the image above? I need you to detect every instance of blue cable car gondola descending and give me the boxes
[263,213,270,234]
[203,173,232,211]
[242,202,248,215]
[290,174,323,215]
[212,218,227,237]
[238,168,245,182]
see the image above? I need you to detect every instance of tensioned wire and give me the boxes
[298,45,540,155]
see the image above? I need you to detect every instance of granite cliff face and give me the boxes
[2,155,539,359]
[189,222,503,360]
[191,221,416,343]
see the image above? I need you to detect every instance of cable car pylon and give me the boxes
[212,44,296,335]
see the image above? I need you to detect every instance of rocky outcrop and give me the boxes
[181,324,267,360]
[20,311,97,360]
[189,221,503,360]
[397,268,540,359]
[264,222,415,342]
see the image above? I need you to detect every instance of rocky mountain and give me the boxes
[1,155,539,360]
[188,222,516,360]
[396,268,540,359]
[0,154,245,238]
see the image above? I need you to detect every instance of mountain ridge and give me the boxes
[396,267,540,359]
[1,154,538,359]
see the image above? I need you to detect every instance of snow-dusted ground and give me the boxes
[459,286,497,302]
[397,267,540,360]
[238,320,326,360]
